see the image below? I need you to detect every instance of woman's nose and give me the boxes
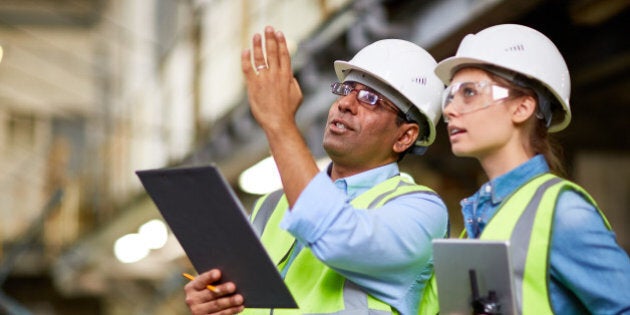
[442,102,457,122]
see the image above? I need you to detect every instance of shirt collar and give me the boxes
[328,162,400,200]
[479,154,550,204]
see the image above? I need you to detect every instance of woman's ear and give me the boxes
[393,123,420,154]
[511,95,537,124]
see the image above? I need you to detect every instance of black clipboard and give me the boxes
[136,165,297,309]
[432,239,517,315]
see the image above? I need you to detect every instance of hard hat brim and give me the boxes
[434,56,494,84]
[334,59,414,113]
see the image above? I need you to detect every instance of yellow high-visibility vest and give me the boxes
[245,175,437,315]
[419,173,610,315]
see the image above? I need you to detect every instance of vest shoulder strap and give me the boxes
[251,189,284,237]
[353,175,436,209]
[549,178,611,230]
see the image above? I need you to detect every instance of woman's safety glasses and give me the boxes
[442,81,513,118]
[331,82,403,117]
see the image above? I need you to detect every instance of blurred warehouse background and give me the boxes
[0,0,628,314]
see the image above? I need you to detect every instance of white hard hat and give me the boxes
[334,39,444,151]
[435,24,571,132]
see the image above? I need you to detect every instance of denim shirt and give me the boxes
[462,155,630,314]
[280,163,448,315]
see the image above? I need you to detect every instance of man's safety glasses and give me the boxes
[442,81,514,117]
[331,82,403,117]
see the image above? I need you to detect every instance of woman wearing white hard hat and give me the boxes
[431,24,630,314]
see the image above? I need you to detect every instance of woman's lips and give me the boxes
[448,125,466,139]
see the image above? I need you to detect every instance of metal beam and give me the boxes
[0,0,103,27]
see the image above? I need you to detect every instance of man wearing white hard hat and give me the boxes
[421,24,630,315]
[184,26,448,315]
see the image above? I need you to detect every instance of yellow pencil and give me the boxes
[182,272,219,293]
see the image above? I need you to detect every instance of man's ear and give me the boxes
[393,123,420,154]
[512,95,538,124]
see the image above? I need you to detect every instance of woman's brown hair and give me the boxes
[487,70,567,177]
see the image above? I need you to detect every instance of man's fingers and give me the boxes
[275,30,292,73]
[188,295,244,315]
[264,26,279,69]
[251,33,267,70]
[184,269,245,315]
[290,77,303,103]
[189,269,220,291]
[212,294,244,310]
[241,49,255,78]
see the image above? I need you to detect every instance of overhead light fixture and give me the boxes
[138,219,168,250]
[114,234,150,264]
[238,156,282,195]
[239,156,332,195]
[114,219,169,263]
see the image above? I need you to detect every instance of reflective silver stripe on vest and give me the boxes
[252,189,284,237]
[302,280,392,315]
[509,177,562,311]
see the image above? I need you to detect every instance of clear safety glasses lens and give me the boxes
[331,82,351,96]
[441,81,511,114]
[330,82,379,106]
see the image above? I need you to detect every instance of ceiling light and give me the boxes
[138,219,168,250]
[114,233,150,264]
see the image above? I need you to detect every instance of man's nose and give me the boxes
[337,92,359,115]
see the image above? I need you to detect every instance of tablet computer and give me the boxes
[432,239,517,315]
[136,165,297,309]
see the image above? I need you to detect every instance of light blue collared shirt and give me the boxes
[461,155,630,314]
[280,163,448,315]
